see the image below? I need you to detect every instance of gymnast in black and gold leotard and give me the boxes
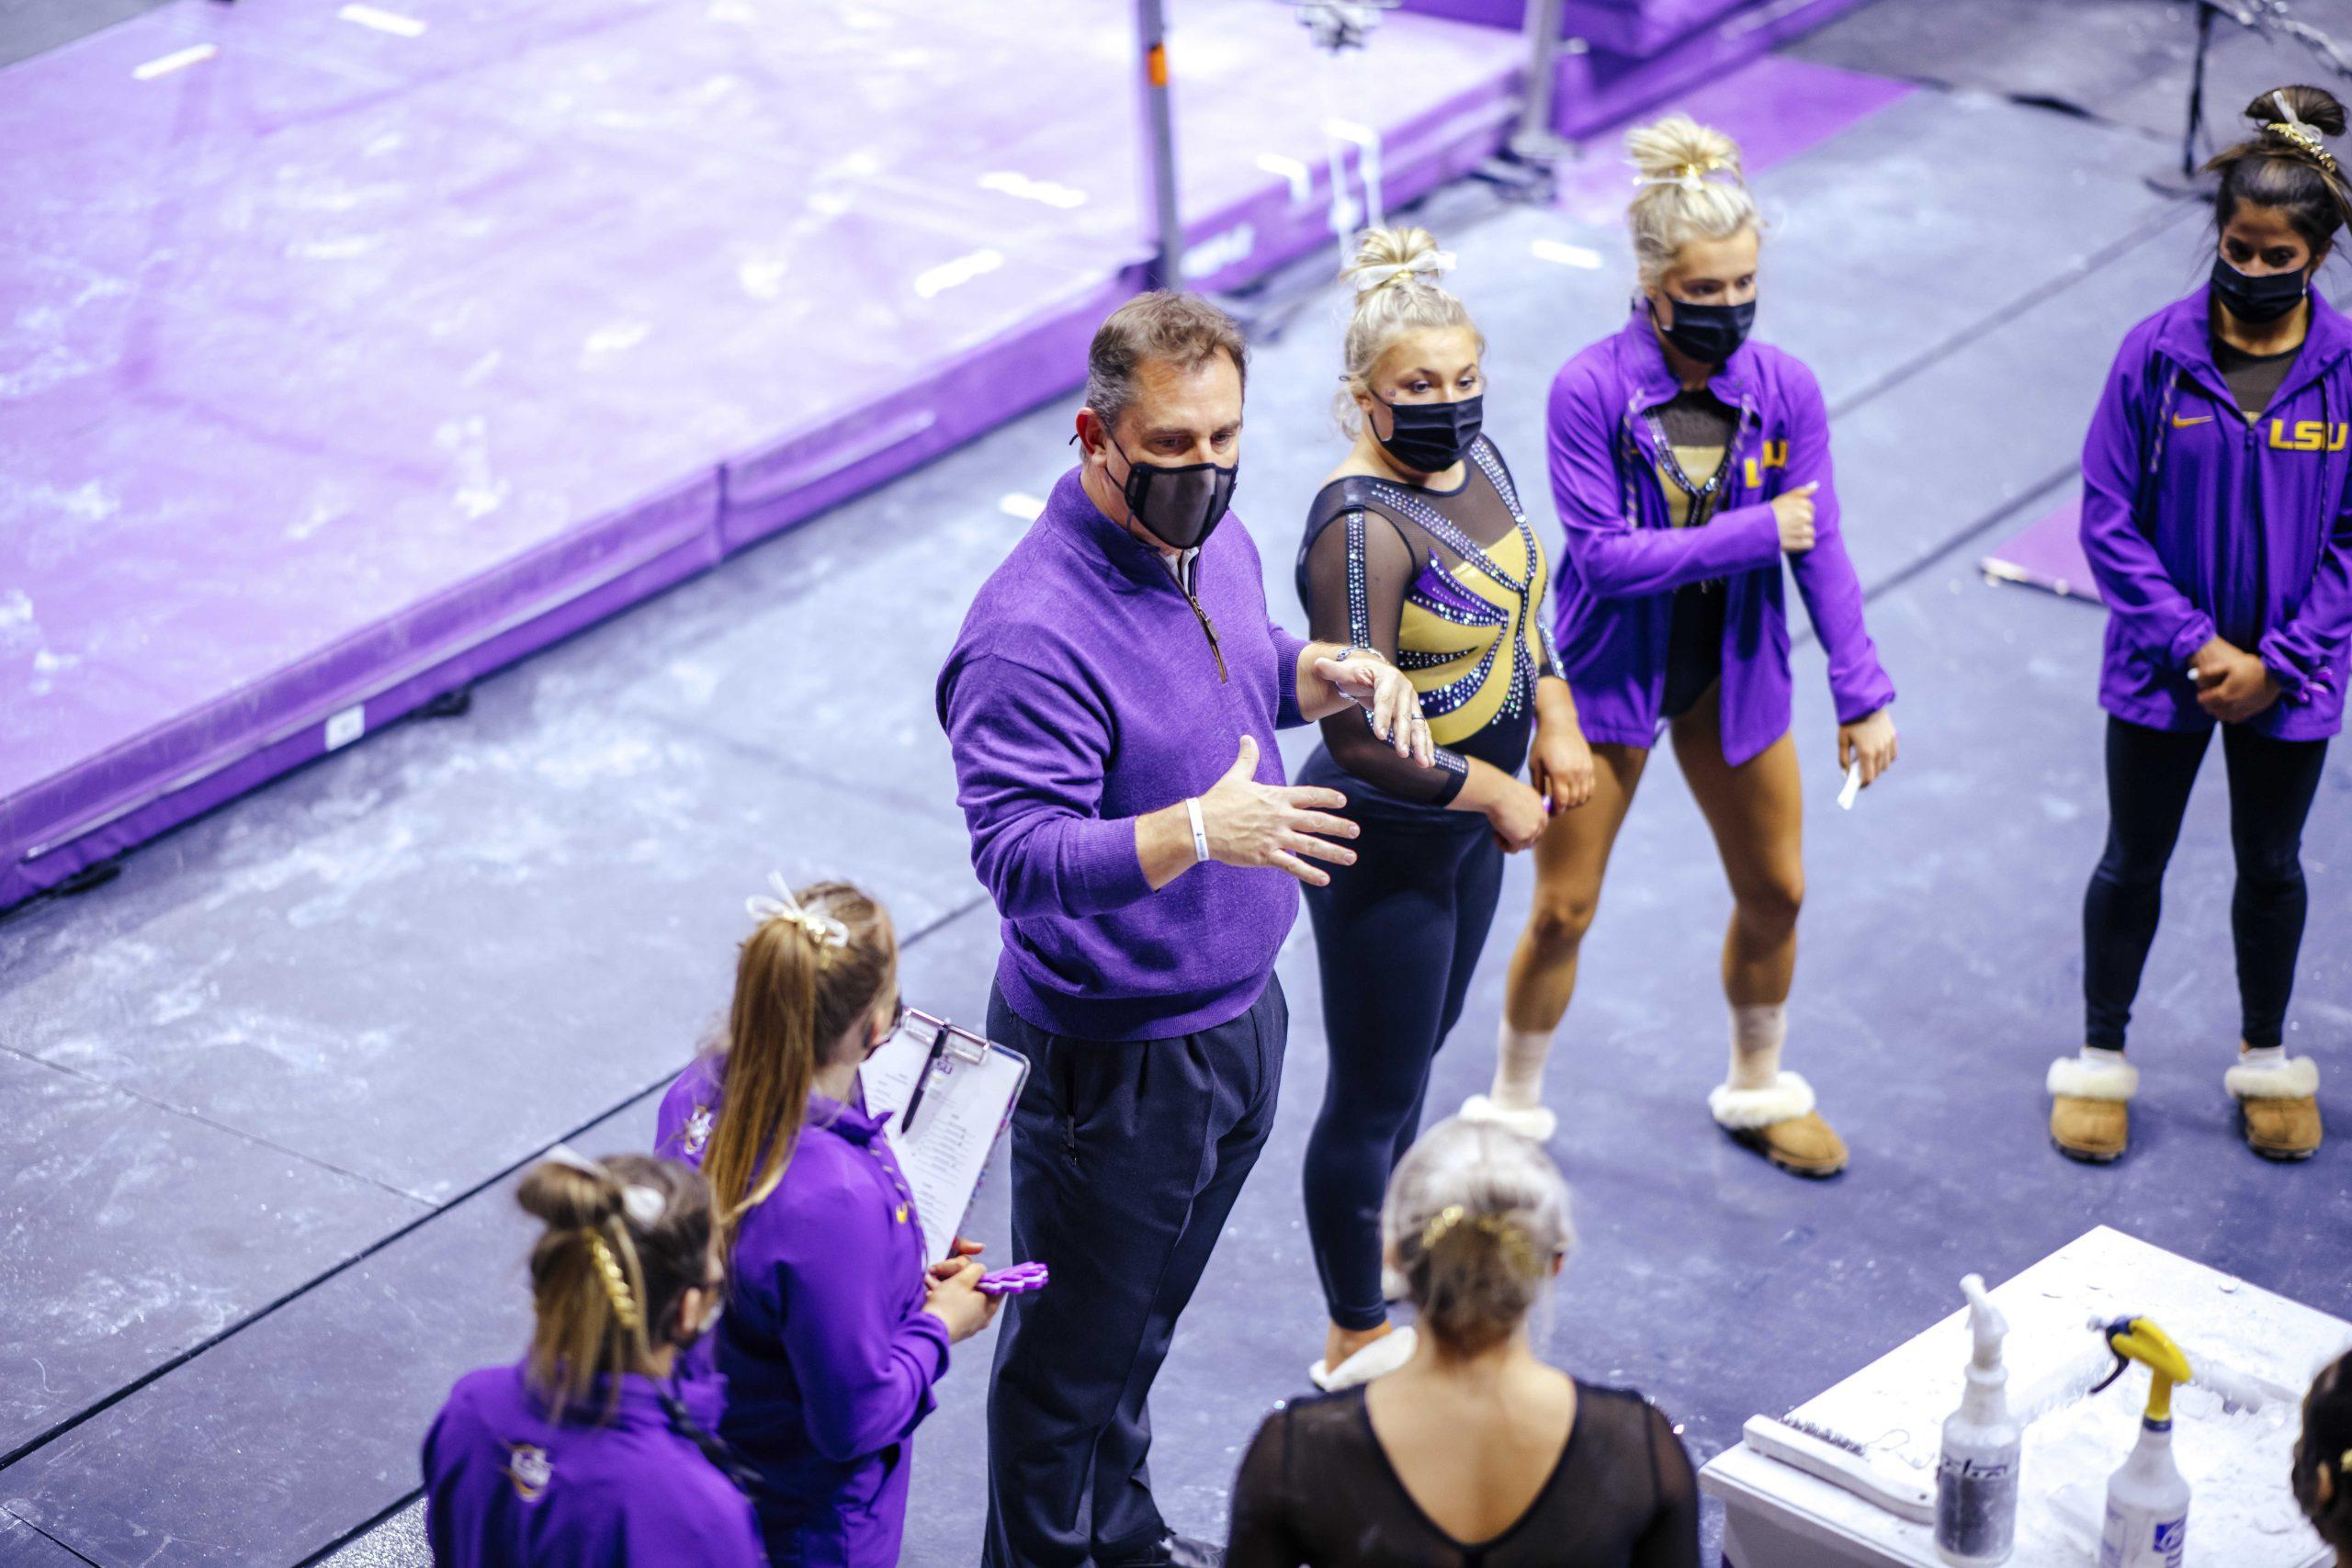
[1290,226,1593,1393]
[1297,438,1560,808]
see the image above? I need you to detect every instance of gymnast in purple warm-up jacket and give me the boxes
[654,878,1001,1568]
[422,1151,763,1567]
[1477,113,1896,1181]
[2049,85,2352,1166]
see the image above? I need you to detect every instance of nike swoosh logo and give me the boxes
[2172,414,2213,427]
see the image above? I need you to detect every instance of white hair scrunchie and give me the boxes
[1353,250,1457,293]
[744,870,850,951]
[541,1143,667,1229]
[1634,155,1739,195]
[2265,90,2339,173]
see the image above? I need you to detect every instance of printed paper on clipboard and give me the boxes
[858,1009,1028,1264]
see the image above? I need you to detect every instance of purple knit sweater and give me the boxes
[937,466,1310,1042]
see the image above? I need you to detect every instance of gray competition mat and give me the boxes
[1797,0,2352,164]
[7,18,2351,1567]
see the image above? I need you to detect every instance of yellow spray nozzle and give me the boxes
[2096,1315,2194,1423]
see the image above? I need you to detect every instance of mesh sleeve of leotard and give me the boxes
[1300,504,1471,806]
[1226,1407,1307,1568]
[1631,1398,1702,1568]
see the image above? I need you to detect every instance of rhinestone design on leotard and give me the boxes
[1338,437,1555,750]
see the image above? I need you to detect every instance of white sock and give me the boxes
[2082,1045,2128,1066]
[1491,1022,1553,1111]
[1727,1004,1785,1091]
[2240,1043,2286,1067]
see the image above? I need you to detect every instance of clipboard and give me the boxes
[857,1007,1029,1265]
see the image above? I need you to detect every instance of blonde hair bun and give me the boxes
[1623,113,1758,289]
[1382,1115,1574,1355]
[1334,226,1483,433]
[1626,112,1744,186]
[1340,225,1453,295]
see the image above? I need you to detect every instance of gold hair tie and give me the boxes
[2266,92,2339,174]
[2267,120,2339,173]
[1419,1203,1541,1278]
[1634,153,1735,195]
[586,1232,643,1334]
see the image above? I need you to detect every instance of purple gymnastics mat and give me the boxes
[1552,52,1913,224]
[0,0,1521,910]
[1399,0,1876,140]
[1983,497,2106,604]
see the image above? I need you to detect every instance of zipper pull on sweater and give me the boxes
[1183,587,1227,682]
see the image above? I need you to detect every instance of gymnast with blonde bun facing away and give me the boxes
[1228,1115,1698,1567]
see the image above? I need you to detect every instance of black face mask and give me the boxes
[1106,434,1238,550]
[2211,254,2309,325]
[1374,393,1483,474]
[1655,295,1756,365]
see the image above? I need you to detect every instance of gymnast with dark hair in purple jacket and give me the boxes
[1474,112,1896,1181]
[2050,85,2352,1167]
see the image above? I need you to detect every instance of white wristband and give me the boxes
[1185,796,1210,865]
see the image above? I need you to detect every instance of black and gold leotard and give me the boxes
[1295,436,1561,812]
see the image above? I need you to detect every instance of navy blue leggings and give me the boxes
[1302,813,1505,1331]
[2083,716,2329,1051]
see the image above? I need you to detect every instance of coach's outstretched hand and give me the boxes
[1200,736,1360,887]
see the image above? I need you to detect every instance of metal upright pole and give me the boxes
[2184,1,2216,178]
[1136,0,1186,290]
[1510,0,1566,160]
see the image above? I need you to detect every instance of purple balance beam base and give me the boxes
[0,0,1521,912]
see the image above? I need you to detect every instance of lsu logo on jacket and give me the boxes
[2267,419,2351,452]
[1743,440,1790,487]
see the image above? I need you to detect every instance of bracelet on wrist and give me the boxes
[1184,796,1210,865]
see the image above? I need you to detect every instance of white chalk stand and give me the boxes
[1702,1226,2349,1568]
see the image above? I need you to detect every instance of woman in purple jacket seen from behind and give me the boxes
[1472,114,1897,1179]
[2052,85,2352,1166]
[656,878,1001,1567]
[423,1151,763,1567]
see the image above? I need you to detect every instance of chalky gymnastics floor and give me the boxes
[3,1,2350,1564]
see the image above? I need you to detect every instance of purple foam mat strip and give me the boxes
[1552,51,1911,222]
[0,522,726,910]
[1549,0,1882,141]
[1983,496,2104,605]
[1,0,1529,909]
[1552,0,1750,55]
[1407,0,1753,56]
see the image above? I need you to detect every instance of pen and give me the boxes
[899,1020,953,1133]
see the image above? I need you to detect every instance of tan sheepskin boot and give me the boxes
[2047,1053,2137,1163]
[2225,1054,2322,1161]
[1709,1072,1847,1179]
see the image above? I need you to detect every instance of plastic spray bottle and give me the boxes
[1935,1273,2020,1564]
[2095,1316,2194,1568]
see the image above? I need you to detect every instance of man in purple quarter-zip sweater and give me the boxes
[938,291,1435,1568]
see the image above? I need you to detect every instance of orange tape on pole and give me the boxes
[1147,41,1169,88]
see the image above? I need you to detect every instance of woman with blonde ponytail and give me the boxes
[2059,85,2352,1165]
[1229,1117,1698,1566]
[1292,225,1592,1393]
[1482,113,1896,1179]
[654,877,1001,1566]
[422,1151,763,1564]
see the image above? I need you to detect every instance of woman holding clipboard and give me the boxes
[655,877,1003,1567]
